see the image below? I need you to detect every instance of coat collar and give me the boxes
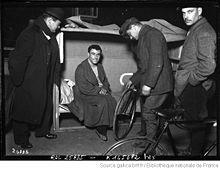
[138,24,153,39]
[188,17,208,33]
[34,16,55,38]
[82,59,103,83]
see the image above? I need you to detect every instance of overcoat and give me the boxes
[174,17,216,97]
[8,17,61,124]
[74,59,116,127]
[130,25,173,95]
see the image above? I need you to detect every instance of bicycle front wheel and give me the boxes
[113,88,137,140]
[104,136,168,156]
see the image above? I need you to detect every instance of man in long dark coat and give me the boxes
[8,8,65,149]
[119,17,174,139]
[74,44,117,141]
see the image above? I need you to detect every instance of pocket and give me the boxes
[174,70,190,96]
[175,70,190,84]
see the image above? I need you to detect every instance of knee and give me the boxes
[97,97,108,108]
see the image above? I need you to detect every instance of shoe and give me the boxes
[17,141,33,149]
[36,133,57,139]
[44,133,57,139]
[95,129,108,141]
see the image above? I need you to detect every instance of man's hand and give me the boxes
[99,88,108,95]
[125,80,133,89]
[141,85,151,96]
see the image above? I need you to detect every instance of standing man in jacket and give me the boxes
[174,7,216,155]
[9,8,65,149]
[119,17,174,139]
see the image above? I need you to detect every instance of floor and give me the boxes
[3,76,218,160]
[4,112,217,159]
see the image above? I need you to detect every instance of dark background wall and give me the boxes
[1,1,219,47]
[0,0,219,155]
[1,0,219,114]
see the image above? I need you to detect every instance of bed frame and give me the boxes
[52,84,85,132]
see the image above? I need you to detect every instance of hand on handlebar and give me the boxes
[99,88,108,95]
[141,85,151,96]
[125,80,133,89]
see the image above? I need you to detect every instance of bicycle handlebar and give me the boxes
[153,108,217,127]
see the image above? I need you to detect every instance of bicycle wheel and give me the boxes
[113,88,137,140]
[104,136,168,156]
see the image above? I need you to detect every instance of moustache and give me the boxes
[184,19,191,23]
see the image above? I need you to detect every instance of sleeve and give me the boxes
[54,58,61,87]
[100,65,111,93]
[188,31,216,85]
[75,65,101,96]
[54,35,61,87]
[142,31,164,88]
[8,30,35,86]
[130,55,142,86]
[130,70,142,86]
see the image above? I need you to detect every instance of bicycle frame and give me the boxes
[153,111,217,156]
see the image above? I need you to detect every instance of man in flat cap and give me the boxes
[8,7,65,149]
[174,7,216,155]
[119,17,173,140]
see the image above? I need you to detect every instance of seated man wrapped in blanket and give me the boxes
[67,44,117,141]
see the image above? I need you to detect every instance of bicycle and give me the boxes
[112,86,172,140]
[106,107,217,157]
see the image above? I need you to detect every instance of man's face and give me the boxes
[126,25,139,40]
[88,49,101,65]
[48,18,61,33]
[181,7,202,26]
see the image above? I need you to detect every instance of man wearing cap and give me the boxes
[9,8,65,149]
[119,17,173,139]
[174,7,216,155]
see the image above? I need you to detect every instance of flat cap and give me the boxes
[119,17,139,38]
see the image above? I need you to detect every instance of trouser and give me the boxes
[141,93,169,139]
[13,101,53,144]
[13,120,30,145]
[190,126,207,155]
[35,93,53,137]
[179,83,212,155]
[96,125,107,136]
[138,118,146,133]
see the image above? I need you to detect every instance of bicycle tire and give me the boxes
[113,88,137,140]
[104,136,169,156]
